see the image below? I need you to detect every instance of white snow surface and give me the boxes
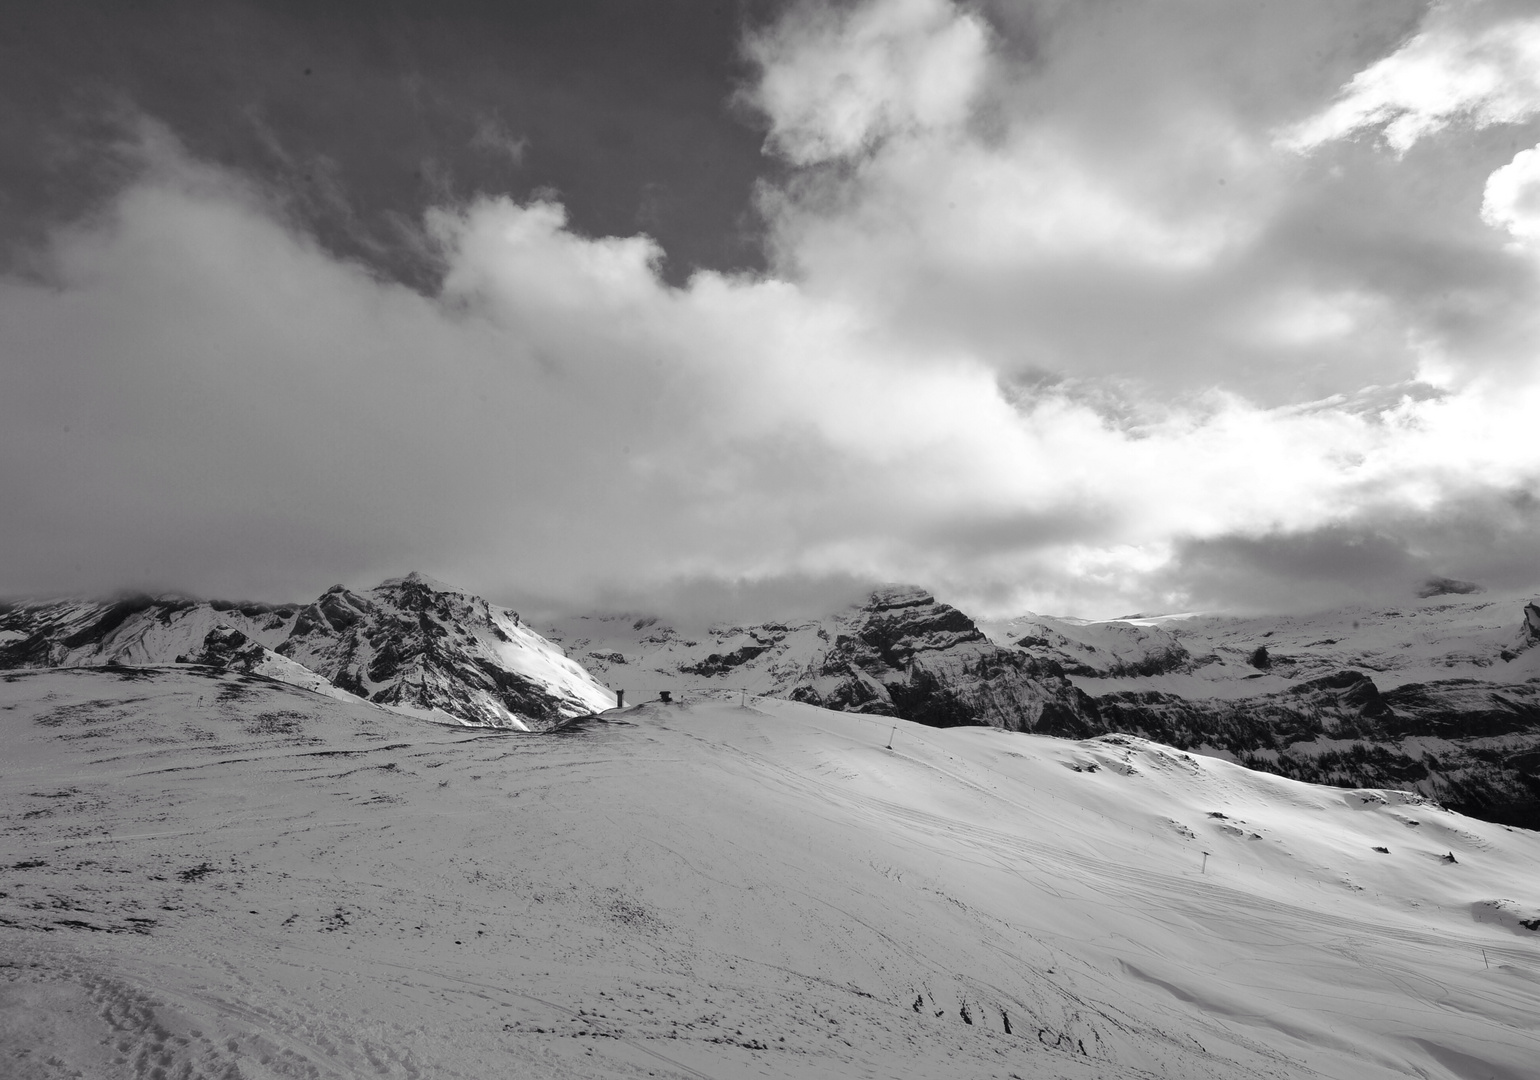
[3,666,1538,1080]
[542,611,826,699]
[2,597,289,668]
[982,589,1540,697]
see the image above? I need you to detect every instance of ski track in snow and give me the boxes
[2,666,1539,1079]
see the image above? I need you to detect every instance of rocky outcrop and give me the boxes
[741,587,1103,735]
[275,574,612,729]
[1092,670,1540,829]
[175,624,362,702]
[180,624,272,671]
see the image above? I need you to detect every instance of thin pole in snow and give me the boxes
[1201,852,1210,874]
[1482,948,1489,969]
[885,726,896,751]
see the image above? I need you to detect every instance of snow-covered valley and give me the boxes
[4,665,1539,1079]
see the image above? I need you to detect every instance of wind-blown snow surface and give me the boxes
[3,668,1539,1079]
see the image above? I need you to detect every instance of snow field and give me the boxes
[2,667,1538,1079]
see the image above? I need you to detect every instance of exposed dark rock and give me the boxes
[680,642,774,677]
[1089,670,1540,829]
[782,588,1100,735]
[290,586,373,638]
[1106,644,1191,678]
[179,625,266,670]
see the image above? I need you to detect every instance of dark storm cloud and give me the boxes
[1164,488,1540,614]
[0,0,783,289]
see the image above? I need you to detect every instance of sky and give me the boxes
[2,0,1539,622]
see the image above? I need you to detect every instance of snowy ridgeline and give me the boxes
[6,575,1540,825]
[0,572,614,730]
[2,666,1538,1079]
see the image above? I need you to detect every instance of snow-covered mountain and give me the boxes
[8,573,1540,823]
[272,574,613,728]
[3,666,1537,1079]
[983,592,1540,689]
[990,592,1540,829]
[545,584,1100,733]
[0,573,613,729]
[546,586,1540,829]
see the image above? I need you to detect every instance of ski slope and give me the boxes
[3,667,1538,1079]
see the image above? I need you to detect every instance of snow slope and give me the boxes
[3,666,1538,1079]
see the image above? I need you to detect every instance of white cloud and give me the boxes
[1482,143,1540,246]
[1282,1,1540,153]
[3,131,1538,618]
[6,4,1540,618]
[743,0,989,165]
[747,2,1363,405]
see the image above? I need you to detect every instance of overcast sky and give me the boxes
[3,0,1539,621]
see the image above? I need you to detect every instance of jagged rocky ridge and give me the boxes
[778,586,1101,734]
[0,574,613,730]
[550,585,1102,735]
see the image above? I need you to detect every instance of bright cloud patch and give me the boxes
[743,0,989,165]
[1282,1,1540,153]
[1483,143,1540,246]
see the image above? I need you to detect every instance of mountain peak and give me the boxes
[866,584,934,611]
[375,571,463,595]
[0,576,612,730]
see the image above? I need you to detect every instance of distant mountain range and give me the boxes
[547,586,1540,829]
[6,573,1539,827]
